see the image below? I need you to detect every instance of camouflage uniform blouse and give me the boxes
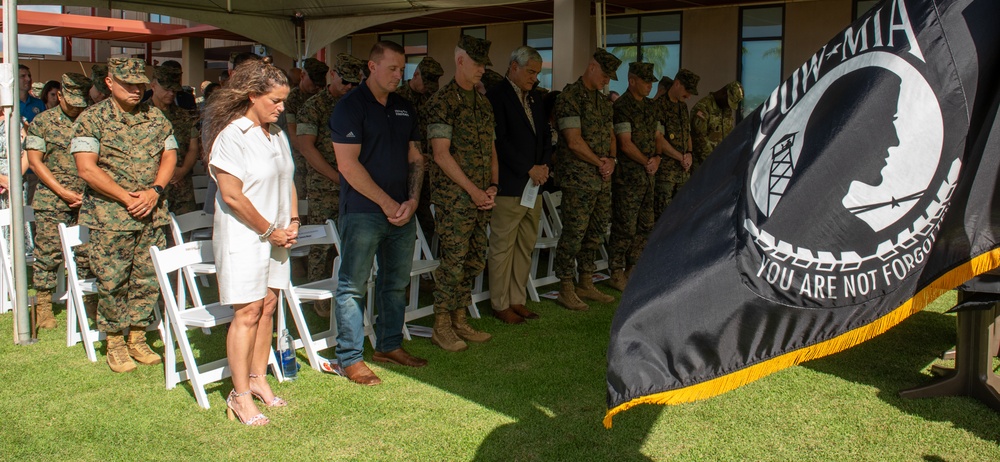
[425,79,496,208]
[554,78,614,192]
[70,99,176,231]
[656,96,691,183]
[25,107,87,212]
[296,88,341,196]
[396,81,432,154]
[613,94,662,186]
[691,96,736,170]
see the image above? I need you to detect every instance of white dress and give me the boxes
[209,117,294,305]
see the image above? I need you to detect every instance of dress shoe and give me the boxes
[510,304,539,319]
[373,348,428,367]
[343,361,382,386]
[493,308,525,324]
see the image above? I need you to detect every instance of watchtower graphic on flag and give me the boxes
[766,132,796,215]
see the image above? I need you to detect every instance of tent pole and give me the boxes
[2,0,34,345]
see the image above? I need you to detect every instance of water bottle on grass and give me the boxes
[279,329,297,381]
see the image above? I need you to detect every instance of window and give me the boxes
[854,0,879,20]
[462,27,486,40]
[150,13,171,24]
[739,6,783,119]
[379,31,428,80]
[2,5,63,55]
[524,22,553,90]
[606,13,681,98]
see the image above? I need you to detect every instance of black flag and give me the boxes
[605,0,1000,427]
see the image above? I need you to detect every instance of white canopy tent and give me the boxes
[19,0,538,59]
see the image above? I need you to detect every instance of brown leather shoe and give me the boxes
[373,348,428,367]
[342,361,382,386]
[510,304,539,319]
[493,308,525,324]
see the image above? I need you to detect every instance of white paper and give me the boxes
[520,182,540,208]
[296,226,327,241]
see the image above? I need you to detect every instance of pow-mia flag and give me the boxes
[605,0,1000,427]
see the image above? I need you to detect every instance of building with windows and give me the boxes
[9,1,877,115]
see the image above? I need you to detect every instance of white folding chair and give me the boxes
[168,211,216,308]
[289,199,310,260]
[58,223,101,361]
[151,240,282,409]
[280,220,362,371]
[400,221,440,338]
[193,188,208,206]
[527,205,560,302]
[60,223,165,363]
[0,207,44,314]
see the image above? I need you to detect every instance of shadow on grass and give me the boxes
[373,286,660,461]
[802,298,1000,445]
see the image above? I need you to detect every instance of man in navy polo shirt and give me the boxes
[329,40,428,386]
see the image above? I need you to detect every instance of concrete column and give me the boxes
[181,37,205,89]
[552,0,591,89]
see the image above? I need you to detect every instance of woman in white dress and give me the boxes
[202,60,298,426]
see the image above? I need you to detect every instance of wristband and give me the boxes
[259,222,276,242]
[289,216,301,225]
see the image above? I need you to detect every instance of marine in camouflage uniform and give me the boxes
[552,48,621,311]
[150,65,199,216]
[25,73,93,330]
[608,62,665,291]
[396,56,444,242]
[691,81,743,172]
[653,69,700,220]
[297,53,364,315]
[72,58,176,373]
[286,58,328,193]
[425,36,497,351]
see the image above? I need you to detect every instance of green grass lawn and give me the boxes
[2,285,999,461]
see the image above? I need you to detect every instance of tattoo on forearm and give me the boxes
[408,159,424,201]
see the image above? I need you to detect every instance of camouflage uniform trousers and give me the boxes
[166,174,198,217]
[553,183,612,280]
[31,209,92,291]
[608,175,655,271]
[292,151,307,196]
[432,200,490,313]
[307,185,340,283]
[89,225,165,333]
[653,172,689,221]
[415,170,435,240]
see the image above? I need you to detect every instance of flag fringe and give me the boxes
[604,248,1000,428]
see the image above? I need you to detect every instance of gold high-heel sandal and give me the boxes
[226,389,269,426]
[249,373,287,407]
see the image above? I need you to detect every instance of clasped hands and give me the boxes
[598,157,615,180]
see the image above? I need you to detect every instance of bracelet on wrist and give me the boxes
[259,221,276,242]
[289,216,301,225]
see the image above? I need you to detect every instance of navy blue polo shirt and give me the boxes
[329,81,420,215]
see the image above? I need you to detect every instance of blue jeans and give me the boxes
[334,213,415,368]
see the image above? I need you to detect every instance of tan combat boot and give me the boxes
[557,279,588,311]
[431,311,468,352]
[576,274,615,303]
[34,291,57,329]
[106,332,137,373]
[608,269,628,292]
[127,329,162,365]
[451,309,491,343]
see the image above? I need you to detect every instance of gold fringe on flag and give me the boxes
[604,248,1000,428]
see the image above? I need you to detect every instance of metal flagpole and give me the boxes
[2,0,34,345]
